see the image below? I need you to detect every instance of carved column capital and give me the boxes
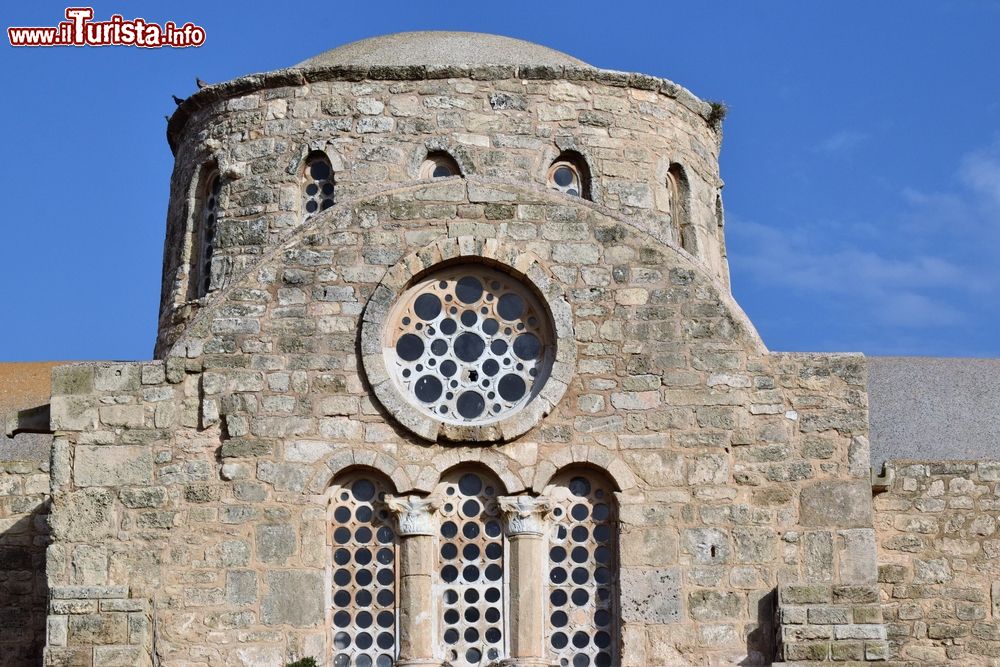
[499,495,552,537]
[385,494,440,536]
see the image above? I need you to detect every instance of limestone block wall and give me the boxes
[157,65,729,355]
[44,361,168,667]
[43,180,879,666]
[875,460,1000,665]
[774,583,889,663]
[0,436,50,667]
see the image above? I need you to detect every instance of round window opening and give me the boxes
[384,266,554,426]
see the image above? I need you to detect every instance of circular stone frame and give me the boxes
[361,237,576,443]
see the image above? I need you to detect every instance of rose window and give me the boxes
[384,266,553,425]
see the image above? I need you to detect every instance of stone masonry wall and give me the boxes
[157,66,728,355]
[775,583,889,664]
[875,460,1000,665]
[0,434,51,667]
[45,179,878,666]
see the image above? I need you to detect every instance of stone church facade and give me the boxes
[2,31,1000,667]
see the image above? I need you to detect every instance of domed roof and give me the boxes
[297,31,589,68]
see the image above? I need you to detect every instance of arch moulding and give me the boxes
[360,235,577,444]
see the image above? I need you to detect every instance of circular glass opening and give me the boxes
[383,265,553,426]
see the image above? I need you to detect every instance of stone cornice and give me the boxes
[166,64,714,153]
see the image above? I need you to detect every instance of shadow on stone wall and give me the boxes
[741,588,777,665]
[0,499,50,667]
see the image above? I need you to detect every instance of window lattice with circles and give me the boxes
[548,162,582,197]
[384,266,553,425]
[547,474,618,667]
[437,472,506,667]
[194,169,220,298]
[547,153,590,200]
[330,477,397,667]
[303,152,335,218]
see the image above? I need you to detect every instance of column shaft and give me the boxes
[499,495,554,667]
[397,535,437,666]
[508,532,546,660]
[386,495,441,667]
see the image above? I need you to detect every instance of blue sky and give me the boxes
[1,1,998,361]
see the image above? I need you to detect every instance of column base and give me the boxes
[499,659,559,667]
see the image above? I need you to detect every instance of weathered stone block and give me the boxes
[52,365,94,396]
[733,526,775,564]
[221,437,275,458]
[255,523,297,564]
[92,646,144,666]
[261,570,324,627]
[50,489,115,541]
[688,589,742,621]
[619,567,681,623]
[838,528,878,584]
[683,528,730,565]
[67,613,127,645]
[48,615,68,646]
[94,364,140,392]
[75,445,153,487]
[50,396,98,431]
[780,585,831,605]
[226,570,258,605]
[799,480,874,528]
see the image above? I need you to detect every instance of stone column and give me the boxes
[385,495,441,667]
[499,496,555,667]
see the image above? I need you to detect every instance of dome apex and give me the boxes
[297,31,588,68]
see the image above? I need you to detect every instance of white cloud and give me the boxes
[960,143,1000,209]
[730,141,1000,334]
[815,129,867,156]
[732,218,970,329]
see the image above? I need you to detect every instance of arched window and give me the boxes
[546,471,618,667]
[435,469,506,667]
[715,192,726,256]
[420,151,462,179]
[191,164,220,299]
[329,474,397,667]
[666,163,696,255]
[303,151,335,219]
[547,152,591,200]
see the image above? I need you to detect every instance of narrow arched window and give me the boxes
[329,474,397,667]
[667,163,696,255]
[420,151,462,179]
[303,151,335,219]
[191,165,220,299]
[715,192,726,254]
[548,152,591,200]
[546,471,618,667]
[435,470,505,667]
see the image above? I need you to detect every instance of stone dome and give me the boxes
[297,31,589,68]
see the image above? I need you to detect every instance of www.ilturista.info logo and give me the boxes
[8,7,205,48]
